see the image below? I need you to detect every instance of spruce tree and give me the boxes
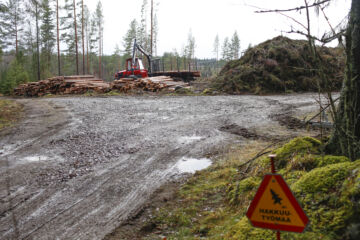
[230,31,240,60]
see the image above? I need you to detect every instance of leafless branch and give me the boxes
[320,7,345,48]
[254,0,331,14]
[285,29,345,44]
[245,4,308,30]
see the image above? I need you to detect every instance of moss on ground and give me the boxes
[212,36,344,94]
[144,137,360,240]
[0,100,22,130]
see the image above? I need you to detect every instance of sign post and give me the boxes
[246,155,309,239]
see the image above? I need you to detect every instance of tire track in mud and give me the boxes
[0,95,322,239]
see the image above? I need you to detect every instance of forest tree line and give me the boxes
[0,0,241,94]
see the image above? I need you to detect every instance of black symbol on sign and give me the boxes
[270,189,282,205]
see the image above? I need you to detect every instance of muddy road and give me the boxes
[0,94,321,239]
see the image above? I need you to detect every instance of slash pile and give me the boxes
[14,75,110,97]
[14,75,190,97]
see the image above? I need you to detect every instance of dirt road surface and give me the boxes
[0,94,322,239]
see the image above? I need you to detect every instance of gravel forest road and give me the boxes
[0,95,320,240]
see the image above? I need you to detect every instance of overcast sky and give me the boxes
[85,0,350,58]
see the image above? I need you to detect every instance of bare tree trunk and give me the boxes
[35,2,40,81]
[86,34,89,74]
[81,0,85,75]
[304,0,313,54]
[15,5,18,56]
[98,27,101,79]
[73,0,79,75]
[150,0,153,55]
[56,0,61,76]
[326,0,360,160]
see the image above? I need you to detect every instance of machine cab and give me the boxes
[127,58,145,71]
[125,58,148,78]
[115,58,149,80]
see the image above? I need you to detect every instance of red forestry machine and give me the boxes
[114,39,200,81]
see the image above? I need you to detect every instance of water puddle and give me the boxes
[177,136,203,145]
[23,155,49,162]
[176,157,212,173]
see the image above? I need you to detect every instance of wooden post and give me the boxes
[269,154,280,240]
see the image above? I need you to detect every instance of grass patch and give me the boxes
[143,137,360,240]
[0,100,23,130]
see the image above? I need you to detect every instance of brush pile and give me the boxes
[213,36,345,94]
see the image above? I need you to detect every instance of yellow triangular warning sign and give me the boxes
[246,174,309,233]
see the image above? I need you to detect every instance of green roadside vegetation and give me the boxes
[143,137,360,240]
[0,100,23,130]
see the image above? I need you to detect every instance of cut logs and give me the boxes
[14,76,110,97]
[111,76,189,93]
[14,75,190,97]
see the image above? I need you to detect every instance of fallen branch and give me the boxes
[304,96,340,125]
[237,140,286,172]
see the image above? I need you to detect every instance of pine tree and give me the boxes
[88,15,98,74]
[26,0,41,81]
[222,37,230,61]
[153,13,158,56]
[138,0,148,50]
[186,29,195,61]
[123,19,138,57]
[94,1,103,78]
[1,0,24,55]
[61,0,78,75]
[73,0,79,75]
[40,0,55,78]
[22,20,37,82]
[0,3,7,49]
[150,0,153,55]
[83,4,91,74]
[56,0,61,75]
[81,0,85,74]
[213,34,220,61]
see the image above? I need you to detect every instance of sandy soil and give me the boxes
[0,94,322,240]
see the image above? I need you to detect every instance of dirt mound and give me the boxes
[213,36,345,94]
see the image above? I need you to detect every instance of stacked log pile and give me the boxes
[14,75,110,97]
[111,76,189,93]
[14,75,190,97]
